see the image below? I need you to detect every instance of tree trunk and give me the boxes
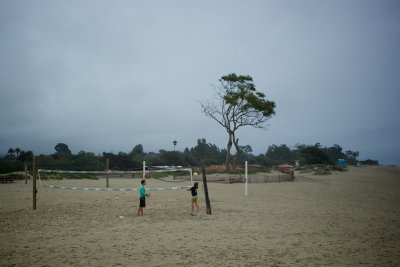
[232,136,240,170]
[224,133,233,171]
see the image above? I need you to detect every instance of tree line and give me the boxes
[0,140,378,174]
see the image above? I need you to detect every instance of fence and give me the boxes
[247,174,294,183]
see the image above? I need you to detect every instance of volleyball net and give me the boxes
[37,166,193,191]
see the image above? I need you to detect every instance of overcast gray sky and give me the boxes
[1,0,399,165]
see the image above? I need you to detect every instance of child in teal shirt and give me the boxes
[137,180,150,216]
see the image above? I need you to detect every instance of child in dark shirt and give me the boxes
[187,182,199,215]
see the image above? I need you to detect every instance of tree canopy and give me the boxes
[54,143,72,158]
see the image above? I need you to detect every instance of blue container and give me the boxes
[338,159,345,167]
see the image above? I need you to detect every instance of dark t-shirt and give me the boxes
[190,186,198,197]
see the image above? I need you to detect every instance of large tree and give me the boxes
[201,73,276,170]
[265,144,294,165]
[54,143,72,158]
[7,148,15,158]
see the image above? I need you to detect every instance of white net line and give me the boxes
[38,168,193,191]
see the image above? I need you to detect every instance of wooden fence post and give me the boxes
[245,161,248,196]
[106,158,109,188]
[32,157,37,210]
[24,163,28,184]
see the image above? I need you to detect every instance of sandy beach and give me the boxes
[1,166,399,266]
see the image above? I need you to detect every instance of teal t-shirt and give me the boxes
[139,185,146,198]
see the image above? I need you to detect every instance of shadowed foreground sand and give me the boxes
[1,166,399,266]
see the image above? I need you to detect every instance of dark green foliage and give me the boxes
[294,143,361,167]
[102,151,138,170]
[265,144,295,165]
[0,158,23,174]
[323,144,346,163]
[18,150,33,162]
[300,146,332,165]
[0,173,25,180]
[345,150,360,165]
[7,148,15,158]
[1,141,370,174]
[160,151,183,166]
[359,159,379,165]
[131,144,144,155]
[236,145,253,163]
[249,154,269,166]
[220,73,276,116]
[73,151,99,166]
[54,143,72,158]
[190,138,226,165]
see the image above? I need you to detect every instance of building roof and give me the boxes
[277,164,294,168]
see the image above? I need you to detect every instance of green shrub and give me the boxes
[0,159,23,174]
[0,173,25,180]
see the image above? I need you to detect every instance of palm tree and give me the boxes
[7,148,15,157]
[15,148,21,159]
[173,140,177,151]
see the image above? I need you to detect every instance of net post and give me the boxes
[245,161,248,196]
[143,161,146,179]
[32,157,37,210]
[106,158,109,188]
[24,162,28,184]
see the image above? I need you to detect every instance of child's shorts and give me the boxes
[139,197,146,207]
[192,195,198,200]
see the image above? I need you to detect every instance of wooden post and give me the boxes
[32,157,37,210]
[245,161,248,196]
[201,164,212,215]
[143,161,146,179]
[106,158,109,188]
[24,163,28,184]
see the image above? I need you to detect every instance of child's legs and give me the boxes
[138,197,145,215]
[191,199,196,212]
[137,206,144,216]
[194,199,199,210]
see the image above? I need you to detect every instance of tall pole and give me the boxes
[32,157,37,210]
[143,161,146,179]
[245,161,248,196]
[201,164,212,215]
[24,162,28,184]
[106,158,109,188]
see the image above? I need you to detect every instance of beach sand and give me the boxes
[1,166,399,266]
